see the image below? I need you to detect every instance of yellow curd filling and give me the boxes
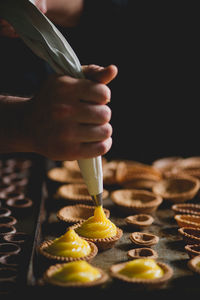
[44,229,91,258]
[75,205,117,238]
[119,258,164,279]
[51,261,101,283]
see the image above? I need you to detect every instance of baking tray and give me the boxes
[29,159,200,298]
[1,156,200,297]
[0,153,46,296]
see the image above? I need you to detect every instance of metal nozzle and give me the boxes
[91,193,103,206]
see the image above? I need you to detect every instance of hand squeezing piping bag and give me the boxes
[0,0,103,206]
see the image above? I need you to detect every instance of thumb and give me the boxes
[82,64,118,84]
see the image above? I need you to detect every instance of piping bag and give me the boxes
[0,0,103,206]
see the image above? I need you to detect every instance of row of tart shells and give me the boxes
[43,156,200,287]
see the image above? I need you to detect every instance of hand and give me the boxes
[27,65,118,161]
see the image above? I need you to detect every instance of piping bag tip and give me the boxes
[91,193,103,207]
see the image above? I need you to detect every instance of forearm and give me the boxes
[0,94,33,154]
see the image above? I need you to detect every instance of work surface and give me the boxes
[1,155,200,298]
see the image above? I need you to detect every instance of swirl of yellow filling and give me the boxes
[44,229,91,258]
[75,205,117,239]
[119,258,164,279]
[51,261,101,283]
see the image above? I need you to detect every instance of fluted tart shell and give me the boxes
[172,203,200,216]
[175,214,200,228]
[43,263,109,288]
[38,239,98,263]
[71,223,123,251]
[110,189,162,214]
[152,175,200,203]
[57,204,110,224]
[109,261,173,288]
[178,227,200,244]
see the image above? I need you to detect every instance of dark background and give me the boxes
[0,1,199,164]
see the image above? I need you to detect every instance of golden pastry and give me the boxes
[38,228,97,262]
[43,260,108,287]
[110,258,173,287]
[72,205,123,250]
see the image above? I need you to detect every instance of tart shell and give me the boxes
[38,239,98,263]
[129,232,159,247]
[178,227,200,244]
[55,183,109,205]
[174,214,200,228]
[185,244,200,258]
[127,248,158,260]
[71,223,123,251]
[43,263,109,288]
[125,214,154,229]
[110,189,162,214]
[57,204,110,224]
[152,175,200,203]
[109,261,173,288]
[172,203,200,216]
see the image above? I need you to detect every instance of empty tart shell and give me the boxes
[121,179,158,190]
[152,157,183,173]
[185,244,200,258]
[43,262,109,288]
[178,227,200,244]
[55,183,109,205]
[130,232,159,247]
[127,248,158,260]
[109,261,173,288]
[38,239,98,263]
[71,223,123,251]
[125,214,154,229]
[116,161,162,184]
[47,167,84,184]
[57,204,110,224]
[174,214,200,228]
[110,189,162,214]
[172,157,200,179]
[172,203,200,216]
[152,175,200,203]
[187,255,200,274]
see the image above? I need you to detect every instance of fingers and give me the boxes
[78,137,113,159]
[82,64,118,84]
[76,79,111,104]
[75,123,113,143]
[53,75,111,105]
[75,102,112,124]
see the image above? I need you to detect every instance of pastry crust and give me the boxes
[127,248,158,260]
[57,204,110,224]
[125,214,154,229]
[55,183,109,205]
[129,232,159,247]
[38,239,98,263]
[178,227,200,244]
[71,223,123,251]
[109,261,173,287]
[152,175,200,203]
[111,189,162,214]
[43,263,109,288]
[175,214,200,228]
[172,203,200,216]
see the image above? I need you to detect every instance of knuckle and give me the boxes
[102,105,112,122]
[102,123,112,138]
[98,138,112,155]
[99,84,111,101]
